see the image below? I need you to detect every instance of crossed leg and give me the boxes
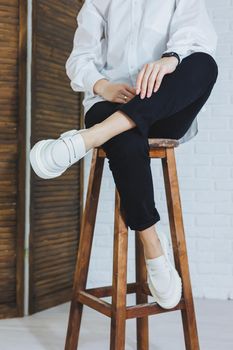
[82,52,218,152]
[83,52,218,258]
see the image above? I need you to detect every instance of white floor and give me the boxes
[0,296,232,350]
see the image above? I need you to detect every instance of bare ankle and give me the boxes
[81,123,103,151]
[143,238,163,259]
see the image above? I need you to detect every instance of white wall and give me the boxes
[84,0,233,300]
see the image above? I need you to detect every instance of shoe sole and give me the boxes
[30,139,65,179]
[147,231,182,309]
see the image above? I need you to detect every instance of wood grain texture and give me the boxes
[65,149,105,350]
[29,0,84,314]
[0,0,26,319]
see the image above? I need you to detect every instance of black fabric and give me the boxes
[84,52,218,230]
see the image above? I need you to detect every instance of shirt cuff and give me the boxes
[178,52,192,64]
[83,68,108,95]
[162,50,193,65]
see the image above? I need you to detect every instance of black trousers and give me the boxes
[84,52,218,231]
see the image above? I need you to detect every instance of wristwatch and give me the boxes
[161,51,181,65]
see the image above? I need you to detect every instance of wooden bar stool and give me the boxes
[65,138,200,350]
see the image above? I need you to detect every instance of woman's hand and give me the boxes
[135,56,179,99]
[94,79,136,103]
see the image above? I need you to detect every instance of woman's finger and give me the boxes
[114,96,125,103]
[119,87,136,102]
[121,89,135,99]
[147,65,160,98]
[153,68,166,93]
[135,64,147,95]
[115,93,131,104]
[125,85,136,95]
[121,95,132,103]
[140,63,154,99]
[125,92,135,100]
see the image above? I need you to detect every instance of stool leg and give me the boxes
[135,232,149,350]
[110,189,128,350]
[65,149,105,350]
[162,148,200,350]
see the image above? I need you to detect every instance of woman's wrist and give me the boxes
[93,78,110,96]
[161,56,179,67]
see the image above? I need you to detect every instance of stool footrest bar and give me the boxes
[76,291,185,320]
[126,298,186,319]
[77,291,112,317]
[84,282,138,298]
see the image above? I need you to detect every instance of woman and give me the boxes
[30,0,219,309]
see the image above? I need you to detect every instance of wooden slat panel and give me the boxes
[29,0,84,314]
[0,0,26,319]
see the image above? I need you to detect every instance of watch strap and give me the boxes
[161,52,181,65]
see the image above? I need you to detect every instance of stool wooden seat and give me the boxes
[65,138,200,350]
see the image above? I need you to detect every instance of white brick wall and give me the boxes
[84,0,233,300]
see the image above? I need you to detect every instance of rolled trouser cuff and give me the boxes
[116,103,149,138]
[123,206,161,231]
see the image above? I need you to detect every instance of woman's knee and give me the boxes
[103,129,149,162]
[84,101,119,128]
[189,51,219,83]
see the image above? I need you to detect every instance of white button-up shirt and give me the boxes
[65,0,218,144]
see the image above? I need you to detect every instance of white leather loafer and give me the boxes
[145,230,182,309]
[30,129,89,179]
